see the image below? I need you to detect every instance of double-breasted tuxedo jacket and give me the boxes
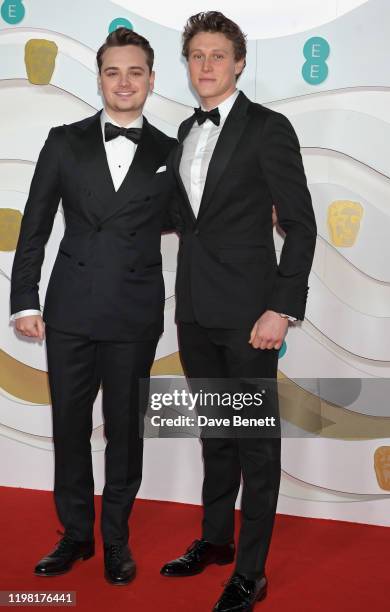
[10,111,177,545]
[11,111,177,340]
[172,91,317,326]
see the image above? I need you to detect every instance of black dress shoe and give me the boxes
[104,544,136,585]
[160,539,235,577]
[213,572,267,611]
[34,536,94,577]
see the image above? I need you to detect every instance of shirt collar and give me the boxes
[201,89,240,123]
[101,109,143,134]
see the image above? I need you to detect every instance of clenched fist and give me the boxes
[15,315,45,341]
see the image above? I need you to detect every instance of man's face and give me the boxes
[187,32,244,107]
[99,45,154,119]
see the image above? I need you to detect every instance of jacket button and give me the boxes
[194,229,200,236]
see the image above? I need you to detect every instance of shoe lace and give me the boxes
[221,574,252,595]
[54,530,76,557]
[184,539,209,561]
[107,544,123,565]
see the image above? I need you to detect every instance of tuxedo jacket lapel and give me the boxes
[196,92,250,222]
[173,146,196,225]
[100,117,162,223]
[69,113,162,224]
[70,111,115,218]
[173,114,197,225]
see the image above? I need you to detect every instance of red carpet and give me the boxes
[0,486,389,611]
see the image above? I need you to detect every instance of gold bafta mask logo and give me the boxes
[374,446,390,491]
[0,208,22,251]
[327,200,363,247]
[24,39,58,85]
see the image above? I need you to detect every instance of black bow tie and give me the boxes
[104,122,142,144]
[194,107,221,126]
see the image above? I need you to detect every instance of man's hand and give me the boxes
[249,310,288,350]
[15,315,45,340]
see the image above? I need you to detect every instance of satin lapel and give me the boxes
[196,92,250,223]
[71,111,116,214]
[173,142,196,225]
[173,114,197,225]
[99,118,161,224]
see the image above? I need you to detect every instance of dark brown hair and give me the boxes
[182,11,247,77]
[97,27,154,73]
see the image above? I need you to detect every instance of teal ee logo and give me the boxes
[302,37,330,85]
[279,340,287,359]
[109,17,133,33]
[1,0,25,24]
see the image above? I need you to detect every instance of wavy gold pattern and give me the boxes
[151,351,184,376]
[0,350,389,439]
[277,373,390,439]
[0,349,50,404]
[0,350,184,405]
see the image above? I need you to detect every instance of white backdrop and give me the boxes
[0,0,389,527]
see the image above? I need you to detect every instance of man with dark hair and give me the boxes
[160,11,316,611]
[11,27,176,585]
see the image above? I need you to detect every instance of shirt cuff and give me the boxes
[279,313,298,322]
[11,309,41,321]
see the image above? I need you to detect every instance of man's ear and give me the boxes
[234,58,245,76]
[149,70,155,93]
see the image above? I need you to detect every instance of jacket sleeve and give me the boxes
[10,127,62,314]
[258,112,317,320]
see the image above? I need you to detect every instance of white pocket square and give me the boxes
[156,165,166,173]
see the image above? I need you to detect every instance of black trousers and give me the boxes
[178,321,281,579]
[45,325,158,545]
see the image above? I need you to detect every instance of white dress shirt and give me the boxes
[11,110,143,321]
[179,89,296,323]
[179,89,239,218]
[101,109,143,192]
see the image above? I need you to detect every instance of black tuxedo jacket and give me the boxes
[172,92,317,327]
[11,111,176,341]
